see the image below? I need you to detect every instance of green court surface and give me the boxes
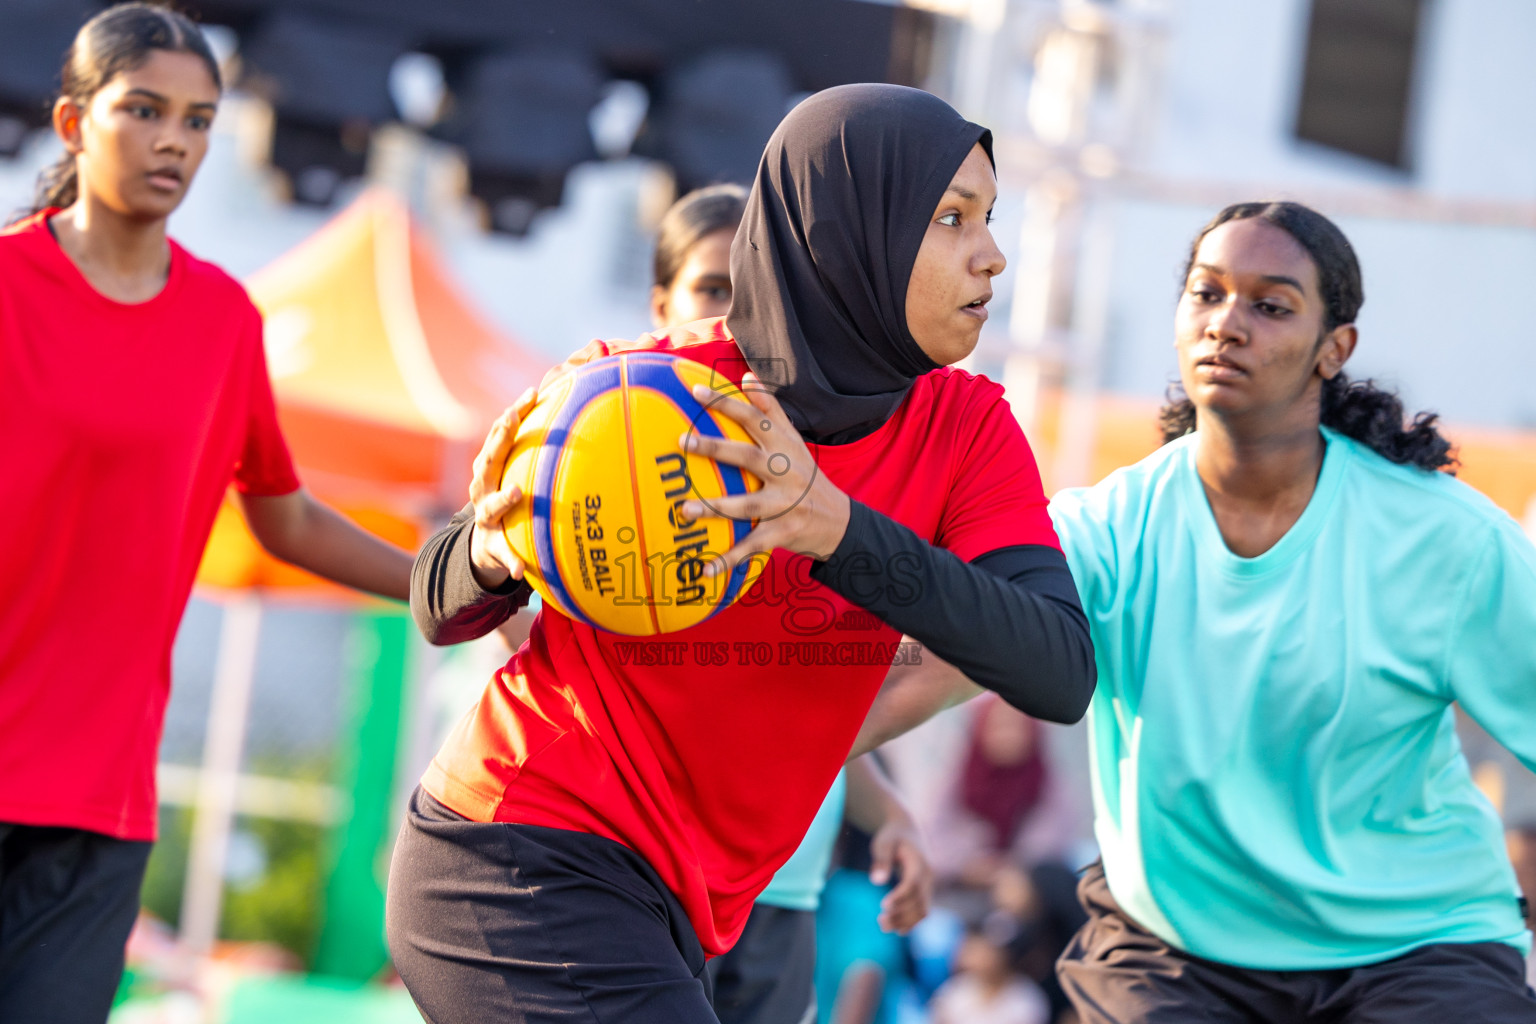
[220,975,421,1024]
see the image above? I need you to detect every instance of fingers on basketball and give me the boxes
[479,508,525,580]
[709,530,776,579]
[682,433,771,480]
[739,372,792,429]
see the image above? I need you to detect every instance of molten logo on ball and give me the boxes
[654,452,712,606]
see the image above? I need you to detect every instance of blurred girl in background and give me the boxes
[931,923,1051,1024]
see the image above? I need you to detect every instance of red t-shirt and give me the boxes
[423,317,1058,954]
[0,211,300,840]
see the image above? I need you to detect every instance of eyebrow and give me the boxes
[1192,263,1306,292]
[123,88,218,111]
[945,185,984,202]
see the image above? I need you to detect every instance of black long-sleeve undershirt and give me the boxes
[411,500,1096,723]
[809,500,1096,723]
[410,504,532,646]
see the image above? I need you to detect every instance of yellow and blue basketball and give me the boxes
[499,352,768,635]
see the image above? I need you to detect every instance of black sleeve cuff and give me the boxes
[410,504,533,646]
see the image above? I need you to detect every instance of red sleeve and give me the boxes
[936,378,1060,561]
[233,306,301,496]
[594,334,660,356]
[593,318,731,358]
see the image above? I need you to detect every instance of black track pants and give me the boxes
[0,822,151,1024]
[386,787,717,1023]
[705,901,817,1024]
[1058,861,1536,1024]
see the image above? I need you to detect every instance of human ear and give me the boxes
[1316,323,1358,380]
[52,97,84,155]
[649,284,671,330]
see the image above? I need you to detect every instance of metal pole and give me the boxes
[1005,176,1072,447]
[1053,192,1116,489]
[179,593,262,955]
[953,0,1006,120]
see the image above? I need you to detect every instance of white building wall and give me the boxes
[1139,0,1536,197]
[1415,0,1536,201]
[1065,0,1536,428]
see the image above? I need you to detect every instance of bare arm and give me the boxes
[849,642,982,760]
[829,964,886,1024]
[844,754,932,934]
[236,488,413,601]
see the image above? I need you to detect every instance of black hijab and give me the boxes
[726,83,993,445]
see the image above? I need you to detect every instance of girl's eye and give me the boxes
[1190,287,1220,303]
[130,105,157,119]
[937,212,960,228]
[188,115,211,131]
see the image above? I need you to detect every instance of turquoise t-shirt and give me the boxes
[756,769,847,912]
[1050,427,1536,970]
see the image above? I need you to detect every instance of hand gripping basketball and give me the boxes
[470,335,596,591]
[678,372,852,577]
[468,386,538,590]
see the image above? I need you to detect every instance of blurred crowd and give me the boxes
[818,694,1089,1024]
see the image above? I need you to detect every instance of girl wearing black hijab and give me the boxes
[386,84,1095,1023]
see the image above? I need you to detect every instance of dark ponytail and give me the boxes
[1159,201,1455,473]
[653,183,748,289]
[29,3,222,216]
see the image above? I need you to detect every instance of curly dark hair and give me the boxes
[1159,201,1455,473]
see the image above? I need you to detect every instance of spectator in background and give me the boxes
[880,695,1085,900]
[815,804,919,1024]
[956,697,1049,881]
[863,692,1089,1018]
[906,692,1086,988]
[988,861,1088,1023]
[930,923,1051,1024]
[959,698,1088,1020]
[893,698,1085,1022]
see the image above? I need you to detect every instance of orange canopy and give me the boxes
[196,190,548,594]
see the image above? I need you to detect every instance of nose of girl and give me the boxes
[1205,301,1246,343]
[977,233,1006,278]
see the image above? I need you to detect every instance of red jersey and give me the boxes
[0,211,300,840]
[423,318,1058,954]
